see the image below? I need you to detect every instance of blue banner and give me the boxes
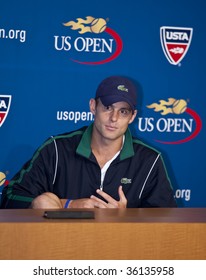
[0,0,205,207]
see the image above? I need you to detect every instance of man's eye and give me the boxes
[120,109,130,115]
[105,106,112,111]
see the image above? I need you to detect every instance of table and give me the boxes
[0,208,205,260]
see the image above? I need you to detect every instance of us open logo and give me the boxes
[160,26,193,65]
[0,95,12,127]
[138,98,202,144]
[54,16,123,65]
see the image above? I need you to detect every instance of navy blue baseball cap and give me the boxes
[95,76,137,111]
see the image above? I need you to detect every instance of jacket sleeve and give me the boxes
[1,139,57,209]
[140,154,177,207]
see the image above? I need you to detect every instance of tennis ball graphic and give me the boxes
[90,18,107,33]
[0,172,6,186]
[172,99,187,114]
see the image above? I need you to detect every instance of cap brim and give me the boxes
[100,95,135,111]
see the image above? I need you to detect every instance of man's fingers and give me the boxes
[90,195,108,208]
[91,187,127,208]
[90,195,107,205]
[118,186,127,203]
[96,189,117,205]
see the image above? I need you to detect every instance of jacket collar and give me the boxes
[76,123,134,160]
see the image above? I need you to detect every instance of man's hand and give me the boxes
[90,186,127,208]
[30,186,127,209]
[68,198,96,208]
[31,193,96,209]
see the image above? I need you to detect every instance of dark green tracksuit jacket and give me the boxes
[1,124,177,208]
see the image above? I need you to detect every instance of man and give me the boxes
[1,76,177,209]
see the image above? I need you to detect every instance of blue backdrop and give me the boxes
[0,0,205,207]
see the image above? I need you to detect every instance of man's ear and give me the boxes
[129,110,138,124]
[89,98,96,114]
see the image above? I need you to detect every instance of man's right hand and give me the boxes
[31,192,97,209]
[67,198,96,208]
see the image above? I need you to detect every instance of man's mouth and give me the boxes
[105,125,117,131]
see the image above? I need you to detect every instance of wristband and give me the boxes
[64,198,71,208]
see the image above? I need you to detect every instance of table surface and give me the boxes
[0,207,206,223]
[0,208,205,260]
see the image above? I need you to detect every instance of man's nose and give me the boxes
[110,109,119,121]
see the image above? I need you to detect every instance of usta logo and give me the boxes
[160,26,193,65]
[0,95,12,127]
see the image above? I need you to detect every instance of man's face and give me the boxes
[90,98,137,141]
